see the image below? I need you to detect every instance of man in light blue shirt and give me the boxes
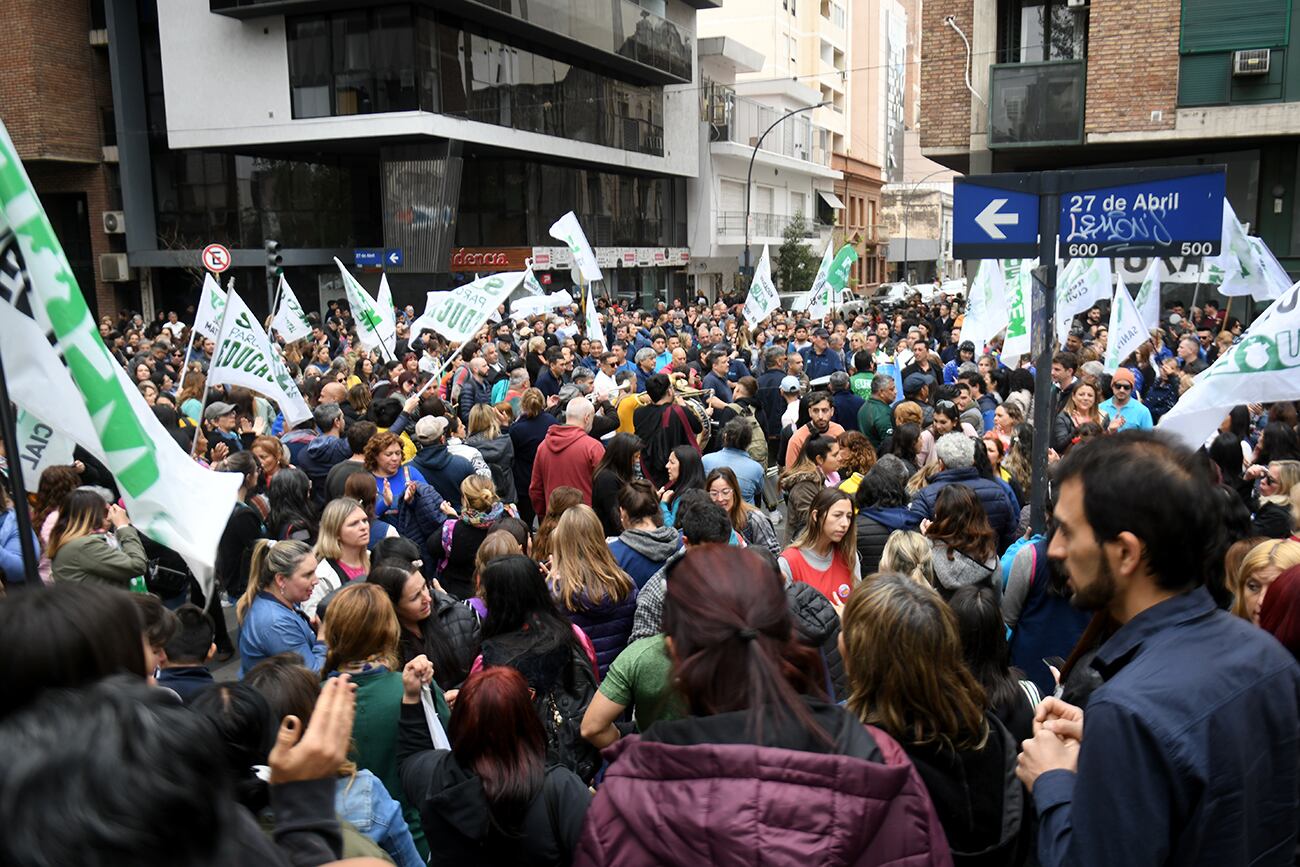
[702,417,765,505]
[1099,367,1153,430]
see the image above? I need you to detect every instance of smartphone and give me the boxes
[1042,656,1066,671]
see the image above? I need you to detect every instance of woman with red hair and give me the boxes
[396,664,591,866]
[1259,565,1300,660]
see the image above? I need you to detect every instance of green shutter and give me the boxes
[1178,53,1232,105]
[1181,0,1291,53]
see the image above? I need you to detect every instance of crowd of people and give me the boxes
[0,283,1298,867]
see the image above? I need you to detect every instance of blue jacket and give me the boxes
[563,590,639,678]
[803,347,845,381]
[1033,587,1300,867]
[458,374,494,424]
[509,414,557,506]
[609,527,682,590]
[910,466,1018,551]
[0,509,37,586]
[296,435,352,507]
[156,665,216,704]
[755,369,788,440]
[409,443,474,506]
[831,390,865,432]
[335,769,423,867]
[238,591,326,678]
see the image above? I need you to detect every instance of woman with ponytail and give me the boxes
[236,539,325,678]
[575,547,949,866]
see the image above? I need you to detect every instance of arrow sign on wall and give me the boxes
[975,199,1020,240]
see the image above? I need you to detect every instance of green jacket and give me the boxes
[50,526,148,588]
[858,398,894,449]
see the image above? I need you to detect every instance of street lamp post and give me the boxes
[901,167,952,284]
[743,100,833,279]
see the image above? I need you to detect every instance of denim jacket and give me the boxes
[335,770,423,867]
[238,592,326,679]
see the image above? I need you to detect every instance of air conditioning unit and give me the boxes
[1233,49,1271,76]
[102,210,125,234]
[99,253,132,282]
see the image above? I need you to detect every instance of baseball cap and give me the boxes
[903,372,936,396]
[812,327,831,338]
[414,415,450,444]
[203,401,237,421]
[779,375,802,394]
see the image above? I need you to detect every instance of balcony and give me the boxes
[988,59,1085,148]
[211,0,693,85]
[716,211,827,239]
[703,89,833,166]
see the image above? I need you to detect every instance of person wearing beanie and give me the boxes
[1099,367,1153,431]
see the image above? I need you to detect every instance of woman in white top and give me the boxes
[306,497,371,619]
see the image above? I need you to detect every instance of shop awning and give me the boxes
[817,190,845,210]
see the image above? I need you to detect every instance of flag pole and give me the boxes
[414,350,456,399]
[178,272,211,386]
[190,290,234,459]
[0,353,41,586]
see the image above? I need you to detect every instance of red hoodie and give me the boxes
[529,423,605,516]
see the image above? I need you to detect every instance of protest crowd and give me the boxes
[4,250,1300,867]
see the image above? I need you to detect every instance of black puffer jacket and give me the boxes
[855,506,923,575]
[398,591,482,690]
[786,581,848,701]
[465,432,517,504]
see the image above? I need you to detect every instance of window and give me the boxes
[999,0,1086,63]
[791,190,807,218]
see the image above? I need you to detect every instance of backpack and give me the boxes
[728,402,768,466]
[481,626,600,783]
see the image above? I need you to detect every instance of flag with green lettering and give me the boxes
[209,289,312,426]
[194,272,227,341]
[423,271,526,344]
[0,120,240,582]
[800,241,834,316]
[1001,259,1033,362]
[334,258,394,356]
[1104,283,1147,374]
[271,275,313,343]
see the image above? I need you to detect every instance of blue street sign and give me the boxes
[953,175,1040,260]
[354,248,382,267]
[1058,169,1224,259]
[384,248,404,267]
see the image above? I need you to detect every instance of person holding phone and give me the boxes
[48,490,148,588]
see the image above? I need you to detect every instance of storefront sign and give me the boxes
[448,247,533,273]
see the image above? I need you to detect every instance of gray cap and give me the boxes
[779,375,802,394]
[203,401,237,421]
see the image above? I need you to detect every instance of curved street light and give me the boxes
[743,100,833,278]
[901,167,953,284]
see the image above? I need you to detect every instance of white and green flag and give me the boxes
[1160,279,1300,448]
[1103,284,1147,374]
[1214,200,1289,301]
[376,273,398,349]
[799,241,835,315]
[1132,258,1163,333]
[1055,257,1112,346]
[510,289,573,321]
[1001,259,1034,362]
[194,272,228,341]
[422,271,526,343]
[270,275,313,343]
[742,245,780,329]
[584,285,603,346]
[522,262,545,296]
[13,409,76,491]
[333,258,394,357]
[549,211,603,284]
[0,120,240,583]
[209,289,313,426]
[964,260,1009,355]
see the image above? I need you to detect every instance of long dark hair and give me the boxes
[888,423,921,463]
[190,683,276,812]
[1258,421,1300,465]
[662,546,830,743]
[368,565,469,688]
[927,484,996,563]
[948,585,1023,714]
[665,445,706,507]
[855,464,908,510]
[268,467,318,541]
[593,433,643,484]
[1208,432,1245,485]
[450,667,546,834]
[481,555,573,644]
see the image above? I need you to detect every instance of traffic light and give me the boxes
[264,239,283,283]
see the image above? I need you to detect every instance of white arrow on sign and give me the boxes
[975,198,1020,240]
[387,251,400,265]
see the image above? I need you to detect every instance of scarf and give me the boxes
[462,501,512,528]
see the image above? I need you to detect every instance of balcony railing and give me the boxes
[717,211,828,238]
[988,59,1085,148]
[702,88,833,167]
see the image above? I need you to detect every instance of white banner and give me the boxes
[549,211,603,284]
[1001,259,1033,361]
[1211,200,1289,301]
[1160,280,1300,448]
[1133,258,1162,334]
[1055,257,1112,346]
[376,273,398,351]
[802,241,835,317]
[584,284,603,345]
[13,409,76,491]
[421,271,525,343]
[1103,284,1148,374]
[522,263,545,296]
[209,290,313,426]
[270,275,314,343]
[193,272,228,341]
[410,290,453,338]
[741,245,780,328]
[510,290,574,321]
[964,260,1008,356]
[333,258,393,357]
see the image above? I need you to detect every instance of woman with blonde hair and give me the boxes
[1231,538,1300,624]
[466,402,517,505]
[878,530,936,587]
[533,485,583,565]
[841,573,1030,864]
[178,370,206,424]
[1250,460,1300,538]
[438,475,515,601]
[309,497,371,619]
[549,504,637,677]
[236,539,324,677]
[48,489,148,588]
[323,582,443,863]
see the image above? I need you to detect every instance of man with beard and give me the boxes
[783,390,843,468]
[1017,431,1300,867]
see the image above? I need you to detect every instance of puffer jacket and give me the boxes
[780,467,825,544]
[786,581,848,701]
[609,526,682,590]
[856,506,923,575]
[741,508,781,556]
[561,588,639,678]
[296,435,352,508]
[465,432,517,504]
[909,466,1018,551]
[397,591,482,690]
[930,540,1001,606]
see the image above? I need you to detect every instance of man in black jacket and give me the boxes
[755,346,788,466]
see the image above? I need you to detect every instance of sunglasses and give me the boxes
[936,400,956,409]
[1112,383,1132,390]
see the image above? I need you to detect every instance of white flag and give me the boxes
[1248,236,1290,302]
[584,285,603,345]
[1132,258,1163,333]
[1211,200,1288,301]
[209,290,313,426]
[1001,259,1033,360]
[333,258,392,356]
[422,271,526,343]
[964,260,1008,356]
[193,272,228,341]
[410,290,454,337]
[510,290,573,321]
[376,273,398,351]
[270,275,314,343]
[802,241,835,317]
[1055,257,1112,346]
[1160,279,1300,448]
[0,118,240,584]
[549,211,603,284]
[741,245,780,328]
[1103,284,1148,374]
[13,409,76,491]
[522,263,545,296]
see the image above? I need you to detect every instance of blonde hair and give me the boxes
[894,401,923,427]
[315,497,371,570]
[879,530,936,588]
[467,403,501,440]
[906,461,943,497]
[1263,460,1300,505]
[238,539,315,623]
[1233,539,1300,620]
[461,475,499,512]
[549,505,633,609]
[322,582,400,673]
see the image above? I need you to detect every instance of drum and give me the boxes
[681,396,713,451]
